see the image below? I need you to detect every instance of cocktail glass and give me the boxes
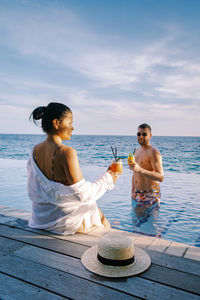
[128,152,135,165]
[110,159,123,174]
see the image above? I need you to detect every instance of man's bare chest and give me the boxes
[135,152,152,170]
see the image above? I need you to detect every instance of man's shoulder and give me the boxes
[150,146,161,157]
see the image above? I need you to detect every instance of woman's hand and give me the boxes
[107,166,119,183]
[129,162,141,173]
[108,171,119,183]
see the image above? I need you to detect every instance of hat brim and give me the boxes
[81,245,151,278]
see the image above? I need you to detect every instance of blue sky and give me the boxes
[0,0,200,135]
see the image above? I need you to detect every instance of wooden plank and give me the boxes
[0,236,25,254]
[145,249,200,277]
[2,211,200,264]
[1,223,200,277]
[134,235,155,248]
[0,214,99,246]
[0,214,17,224]
[1,218,200,298]
[117,230,140,242]
[0,224,88,258]
[0,209,30,224]
[50,231,99,246]
[184,246,200,261]
[0,207,132,240]
[165,241,189,257]
[147,237,172,252]
[0,252,138,300]
[60,229,139,245]
[0,209,148,249]
[81,225,110,237]
[0,212,161,252]
[0,273,66,300]
[9,212,30,221]
[141,264,200,295]
[0,213,29,226]
[4,206,199,260]
[13,244,200,298]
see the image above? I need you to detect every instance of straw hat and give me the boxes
[81,232,151,278]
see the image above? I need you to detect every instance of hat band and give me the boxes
[97,253,135,266]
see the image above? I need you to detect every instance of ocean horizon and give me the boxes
[1,133,200,137]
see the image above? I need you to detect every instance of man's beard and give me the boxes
[138,139,147,146]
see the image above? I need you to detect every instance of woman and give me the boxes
[27,102,118,235]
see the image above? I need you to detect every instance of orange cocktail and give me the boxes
[110,159,123,174]
[128,152,135,165]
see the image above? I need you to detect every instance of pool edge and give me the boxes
[0,204,200,262]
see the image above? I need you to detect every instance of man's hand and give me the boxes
[129,162,141,173]
[129,153,164,182]
[131,191,136,199]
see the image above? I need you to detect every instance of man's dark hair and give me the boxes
[138,123,151,132]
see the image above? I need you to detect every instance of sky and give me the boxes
[0,0,200,136]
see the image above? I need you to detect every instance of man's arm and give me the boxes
[131,173,136,199]
[130,150,164,182]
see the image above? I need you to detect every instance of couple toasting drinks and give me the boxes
[28,102,164,235]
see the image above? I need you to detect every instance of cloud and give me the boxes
[0,1,200,135]
[0,75,89,107]
[1,3,200,97]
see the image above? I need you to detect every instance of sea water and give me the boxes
[0,134,200,246]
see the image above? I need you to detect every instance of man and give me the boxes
[130,123,164,208]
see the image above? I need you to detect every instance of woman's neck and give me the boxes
[46,134,63,146]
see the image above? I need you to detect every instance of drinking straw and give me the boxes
[111,146,117,160]
[115,147,117,159]
[133,148,136,155]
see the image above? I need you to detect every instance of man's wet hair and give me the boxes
[138,123,151,132]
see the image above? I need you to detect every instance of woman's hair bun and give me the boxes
[30,102,71,133]
[32,106,47,120]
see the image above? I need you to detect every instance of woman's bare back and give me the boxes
[34,142,71,185]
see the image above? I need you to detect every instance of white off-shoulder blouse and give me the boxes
[27,154,114,235]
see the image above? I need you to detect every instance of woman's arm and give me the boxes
[58,146,116,204]
[63,146,118,185]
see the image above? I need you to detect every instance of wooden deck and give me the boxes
[0,205,200,299]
